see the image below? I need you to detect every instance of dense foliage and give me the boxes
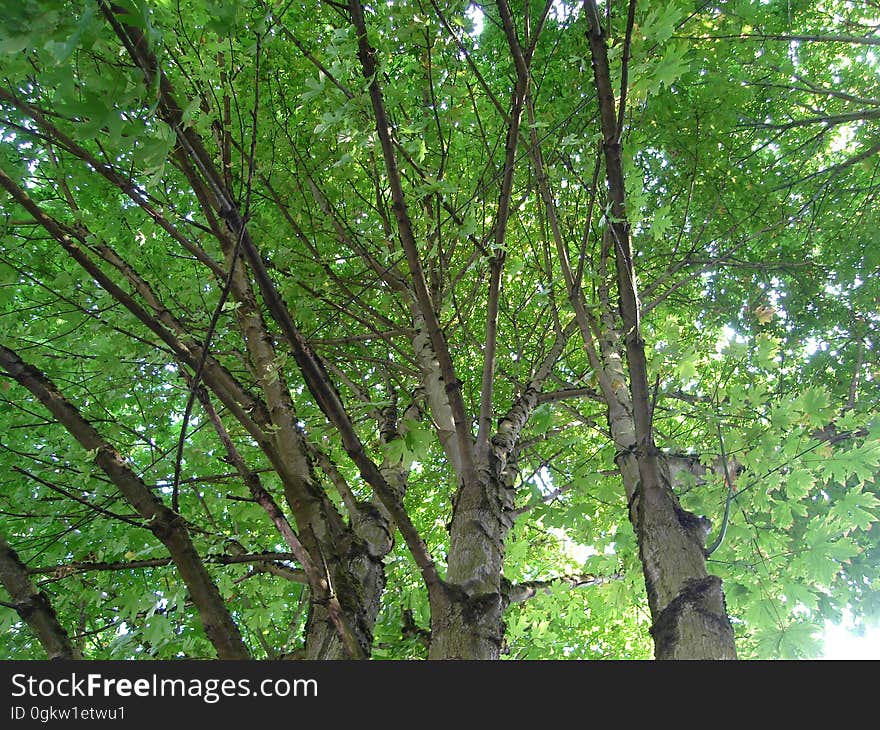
[0,0,878,659]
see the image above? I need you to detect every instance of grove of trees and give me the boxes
[0,0,878,660]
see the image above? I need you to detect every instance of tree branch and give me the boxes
[28,552,307,583]
[102,2,441,593]
[0,530,81,658]
[348,0,477,492]
[0,343,250,659]
[506,572,622,604]
[476,0,532,456]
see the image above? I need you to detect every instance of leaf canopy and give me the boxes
[0,0,878,660]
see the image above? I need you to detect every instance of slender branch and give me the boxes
[348,0,477,492]
[771,137,880,191]
[493,319,580,462]
[846,339,864,411]
[476,0,532,455]
[28,552,307,583]
[705,424,737,557]
[536,386,603,405]
[507,572,622,604]
[171,32,262,511]
[616,0,637,142]
[750,108,880,131]
[520,71,621,421]
[275,25,354,100]
[12,466,144,528]
[675,33,880,47]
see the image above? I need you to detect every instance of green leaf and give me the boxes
[793,387,833,427]
[784,583,819,612]
[530,405,553,435]
[797,548,842,584]
[785,469,813,501]
[653,41,690,89]
[143,613,173,647]
[382,437,408,466]
[0,33,28,55]
[403,421,433,461]
[755,333,781,369]
[771,621,823,659]
[824,536,859,562]
[677,351,698,381]
[649,205,672,241]
[771,500,793,529]
[829,489,879,532]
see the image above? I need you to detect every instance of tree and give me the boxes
[0,0,877,660]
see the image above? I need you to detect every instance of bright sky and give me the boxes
[821,620,880,660]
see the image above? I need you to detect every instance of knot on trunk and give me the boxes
[650,576,735,660]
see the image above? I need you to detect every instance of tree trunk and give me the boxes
[303,540,387,660]
[429,462,514,660]
[582,0,737,659]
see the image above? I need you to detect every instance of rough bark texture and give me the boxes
[0,532,81,659]
[301,386,430,660]
[302,537,385,660]
[428,582,506,660]
[429,364,542,658]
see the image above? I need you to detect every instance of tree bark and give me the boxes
[0,532,81,659]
